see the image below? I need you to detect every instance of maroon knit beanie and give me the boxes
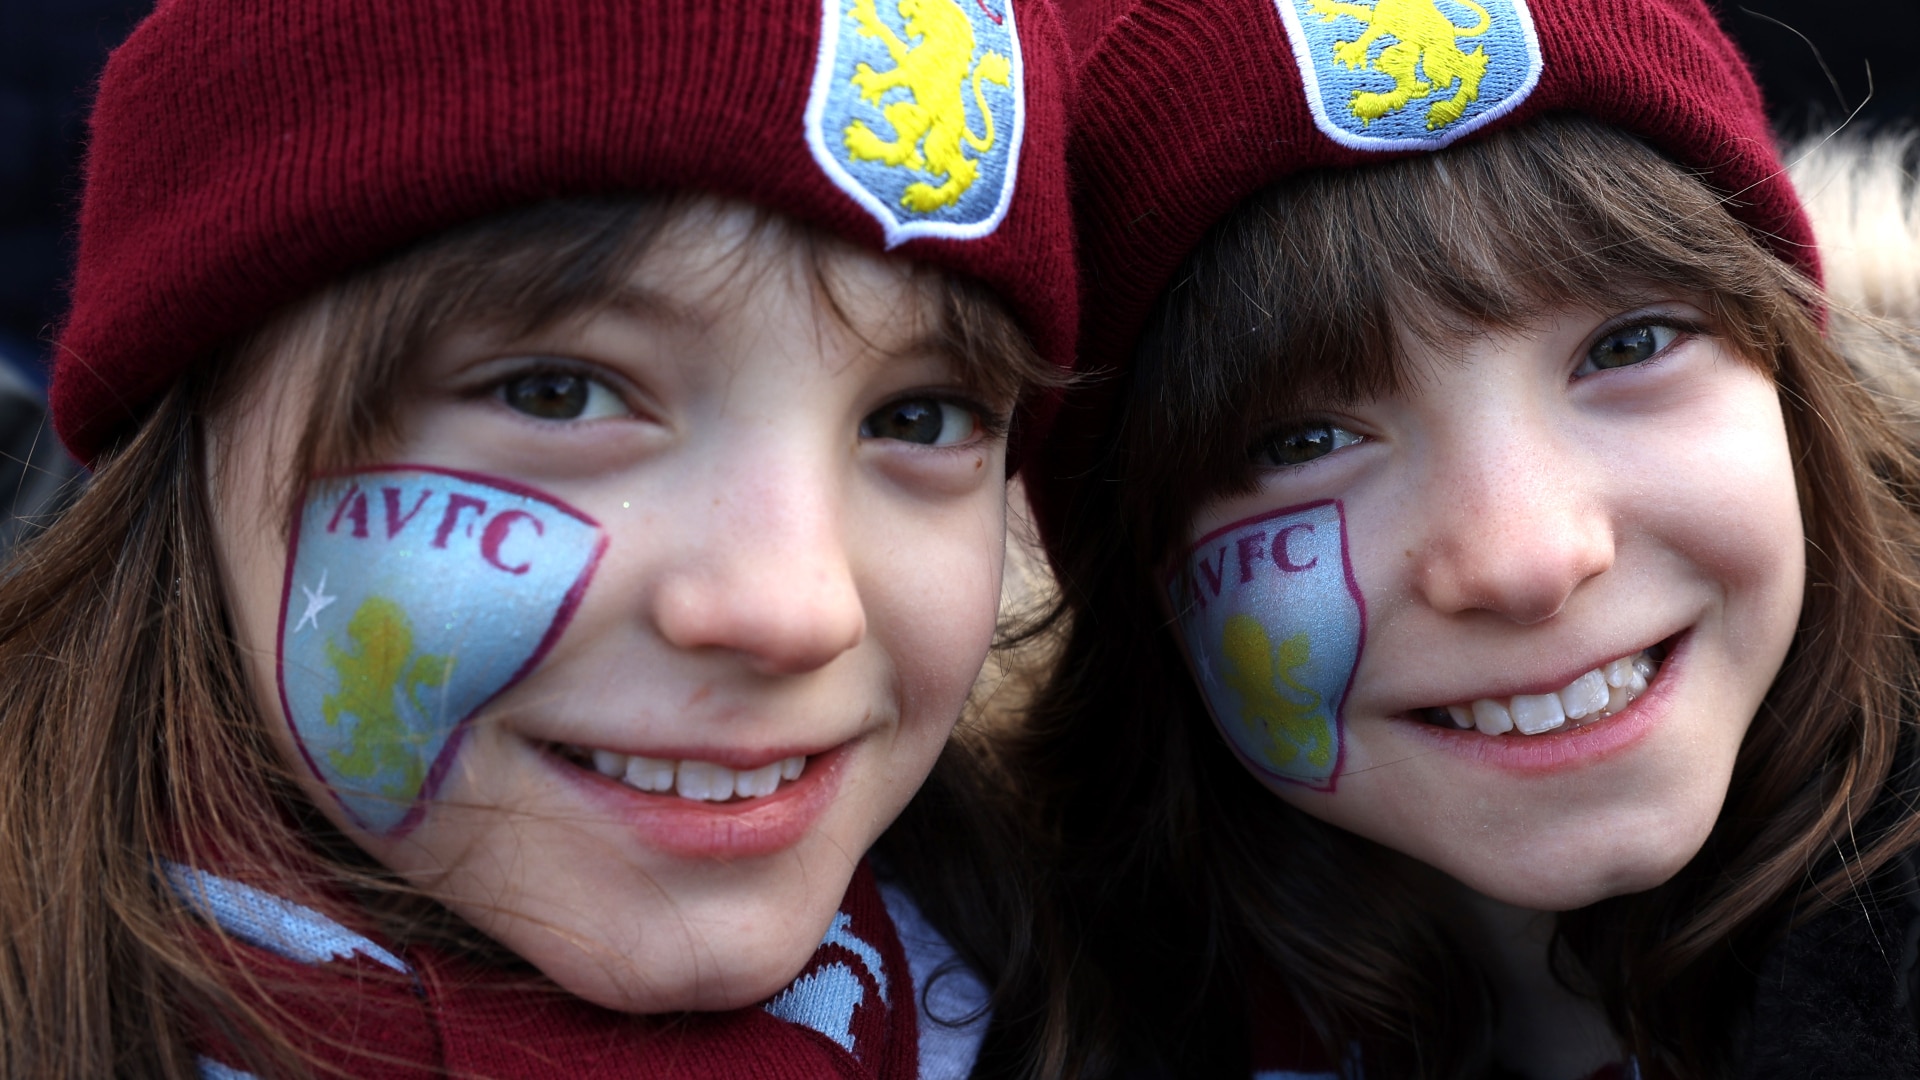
[1033,0,1816,538]
[53,0,1076,463]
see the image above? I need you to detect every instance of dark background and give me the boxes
[1721,0,1920,139]
[1,0,149,392]
[0,0,149,548]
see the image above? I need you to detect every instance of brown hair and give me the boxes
[0,197,1063,1077]
[1017,114,1920,1078]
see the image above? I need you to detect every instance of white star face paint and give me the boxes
[276,465,607,834]
[1165,499,1365,791]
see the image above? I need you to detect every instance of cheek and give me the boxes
[867,514,1006,728]
[1652,394,1806,623]
[273,467,606,836]
[211,458,310,791]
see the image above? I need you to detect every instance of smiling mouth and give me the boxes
[548,743,810,803]
[1412,642,1668,736]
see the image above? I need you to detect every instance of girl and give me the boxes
[1021,0,1920,1076]
[0,0,1076,1076]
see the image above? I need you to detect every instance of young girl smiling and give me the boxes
[0,0,1075,1075]
[1022,0,1920,1076]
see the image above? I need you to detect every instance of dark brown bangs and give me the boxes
[806,250,1058,438]
[774,219,1059,431]
[928,271,1063,426]
[199,196,1055,523]
[194,197,679,517]
[1122,112,1814,559]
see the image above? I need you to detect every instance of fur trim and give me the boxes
[1789,131,1920,441]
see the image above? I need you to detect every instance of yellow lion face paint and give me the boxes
[1166,500,1365,790]
[276,466,607,835]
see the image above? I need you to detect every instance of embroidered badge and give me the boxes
[1274,0,1542,150]
[805,0,1025,246]
[276,466,606,835]
[1166,501,1365,791]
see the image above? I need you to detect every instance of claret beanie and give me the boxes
[1034,0,1816,537]
[53,0,1076,463]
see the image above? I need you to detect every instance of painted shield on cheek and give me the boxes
[1166,500,1365,791]
[276,466,607,835]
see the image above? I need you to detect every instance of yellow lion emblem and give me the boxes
[1308,0,1491,131]
[844,0,1012,212]
[1220,614,1335,773]
[322,594,451,800]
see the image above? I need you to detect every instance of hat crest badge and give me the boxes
[1275,0,1543,151]
[806,0,1026,246]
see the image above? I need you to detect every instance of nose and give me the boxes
[649,473,867,676]
[1411,424,1614,625]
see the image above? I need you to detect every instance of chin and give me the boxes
[518,931,824,1015]
[1450,847,1698,912]
[567,970,798,1016]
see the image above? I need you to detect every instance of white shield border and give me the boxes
[1273,0,1544,152]
[804,0,1028,248]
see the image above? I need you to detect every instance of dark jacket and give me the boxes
[1736,847,1920,1078]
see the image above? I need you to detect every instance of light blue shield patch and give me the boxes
[1274,0,1542,151]
[1166,500,1366,791]
[805,0,1025,247]
[276,467,606,835]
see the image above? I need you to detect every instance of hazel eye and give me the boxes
[1251,421,1362,468]
[860,397,981,446]
[499,369,628,421]
[1582,323,1680,374]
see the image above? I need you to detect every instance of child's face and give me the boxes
[213,202,1012,1011]
[1173,299,1804,911]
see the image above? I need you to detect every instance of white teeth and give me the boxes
[624,755,675,793]
[565,748,810,801]
[1559,670,1609,721]
[675,760,732,801]
[1471,698,1514,735]
[1510,693,1566,735]
[736,762,783,798]
[1437,647,1661,738]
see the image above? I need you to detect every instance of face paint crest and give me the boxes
[1166,499,1365,791]
[276,466,608,834]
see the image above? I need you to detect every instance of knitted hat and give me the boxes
[53,0,1076,463]
[1031,0,1815,539]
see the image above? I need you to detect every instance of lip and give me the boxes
[547,738,833,773]
[542,739,853,859]
[1387,630,1689,774]
[1403,634,1674,708]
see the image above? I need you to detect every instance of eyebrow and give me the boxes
[604,284,693,325]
